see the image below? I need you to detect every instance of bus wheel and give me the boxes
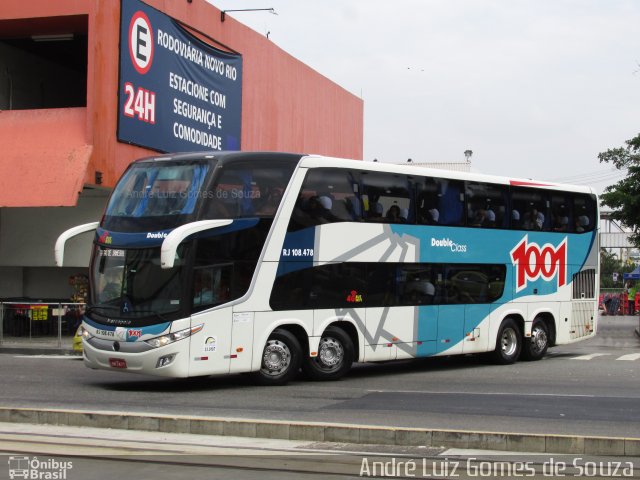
[255,329,301,386]
[302,326,354,381]
[491,318,521,364]
[521,318,549,361]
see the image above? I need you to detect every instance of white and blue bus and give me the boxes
[56,152,599,384]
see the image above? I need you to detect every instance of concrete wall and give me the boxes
[0,266,82,299]
[0,189,107,268]
[0,267,23,298]
[0,189,107,298]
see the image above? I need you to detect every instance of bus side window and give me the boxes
[465,182,507,229]
[441,264,505,304]
[192,265,232,309]
[366,263,399,306]
[417,177,440,225]
[398,264,438,306]
[270,268,312,310]
[510,188,550,231]
[288,169,360,231]
[361,172,412,224]
[486,265,507,302]
[573,193,596,233]
[436,179,465,226]
[313,263,367,308]
[551,193,572,232]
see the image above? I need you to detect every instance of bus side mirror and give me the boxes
[160,219,233,269]
[55,222,100,267]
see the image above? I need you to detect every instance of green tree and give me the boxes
[599,133,640,247]
[600,249,635,289]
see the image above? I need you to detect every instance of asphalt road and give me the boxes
[0,315,638,438]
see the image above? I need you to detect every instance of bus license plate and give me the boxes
[109,358,127,369]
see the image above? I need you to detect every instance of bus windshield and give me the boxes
[200,161,296,219]
[105,162,210,219]
[91,246,186,321]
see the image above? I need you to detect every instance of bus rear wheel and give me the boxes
[491,318,522,364]
[521,318,549,361]
[255,329,301,386]
[302,326,354,381]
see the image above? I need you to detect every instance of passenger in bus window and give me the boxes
[553,214,569,232]
[385,205,402,223]
[523,208,544,230]
[576,215,589,233]
[309,195,335,223]
[421,207,439,225]
[471,208,487,227]
[256,187,283,216]
[511,209,521,228]
[290,195,333,228]
[485,208,496,228]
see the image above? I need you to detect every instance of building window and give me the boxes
[0,16,88,110]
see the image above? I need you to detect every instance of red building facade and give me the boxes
[0,0,363,207]
[0,0,363,299]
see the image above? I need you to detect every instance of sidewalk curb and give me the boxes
[1,407,638,457]
[0,346,78,356]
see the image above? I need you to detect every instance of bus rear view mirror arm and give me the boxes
[55,222,100,267]
[161,219,233,269]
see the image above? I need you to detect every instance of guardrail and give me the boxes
[0,302,85,348]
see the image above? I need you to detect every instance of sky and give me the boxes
[208,0,639,193]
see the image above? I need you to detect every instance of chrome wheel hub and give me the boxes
[501,327,518,357]
[261,339,291,376]
[318,337,344,369]
[530,326,548,353]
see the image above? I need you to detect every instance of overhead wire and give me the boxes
[549,169,627,186]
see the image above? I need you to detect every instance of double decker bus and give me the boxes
[55,152,599,385]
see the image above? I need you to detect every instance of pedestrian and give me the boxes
[627,281,637,315]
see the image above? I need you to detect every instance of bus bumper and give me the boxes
[82,339,190,378]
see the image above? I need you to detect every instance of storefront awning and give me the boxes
[0,108,92,207]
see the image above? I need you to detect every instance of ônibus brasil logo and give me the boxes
[510,236,567,293]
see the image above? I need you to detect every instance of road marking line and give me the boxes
[13,355,77,359]
[570,353,611,360]
[366,389,596,398]
[616,353,640,361]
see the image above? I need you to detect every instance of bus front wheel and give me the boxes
[255,329,301,386]
[491,318,521,365]
[521,318,549,361]
[302,326,354,381]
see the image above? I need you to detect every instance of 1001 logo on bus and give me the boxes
[510,236,568,292]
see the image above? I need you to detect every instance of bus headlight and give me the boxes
[144,324,203,349]
[80,326,93,340]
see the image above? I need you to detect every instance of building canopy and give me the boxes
[0,108,92,207]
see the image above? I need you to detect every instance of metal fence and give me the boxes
[0,302,85,348]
